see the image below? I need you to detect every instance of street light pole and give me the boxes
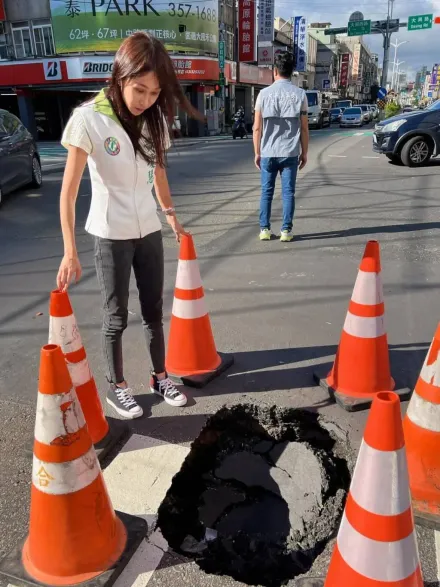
[390,39,408,89]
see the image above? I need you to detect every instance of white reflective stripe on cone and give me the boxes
[420,344,440,387]
[66,357,92,388]
[350,440,411,515]
[32,446,100,495]
[406,391,440,432]
[35,389,86,445]
[49,315,83,354]
[172,297,207,320]
[337,512,420,581]
[351,270,384,306]
[343,312,386,338]
[175,260,203,290]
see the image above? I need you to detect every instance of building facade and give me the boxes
[0,0,273,138]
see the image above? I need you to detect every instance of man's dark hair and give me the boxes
[274,52,294,78]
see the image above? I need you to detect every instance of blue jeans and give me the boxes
[259,156,299,232]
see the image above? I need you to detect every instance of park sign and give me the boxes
[49,0,219,55]
[407,14,433,30]
[348,19,371,36]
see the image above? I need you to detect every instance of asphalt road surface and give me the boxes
[1,124,440,586]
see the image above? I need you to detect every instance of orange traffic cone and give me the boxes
[297,391,423,587]
[404,322,440,529]
[314,240,410,411]
[49,289,127,459]
[166,234,233,387]
[0,344,146,587]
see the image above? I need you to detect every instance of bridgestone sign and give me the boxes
[83,62,114,74]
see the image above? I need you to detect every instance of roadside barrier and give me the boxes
[166,233,233,387]
[314,240,410,411]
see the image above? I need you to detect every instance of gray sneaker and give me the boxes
[106,385,143,419]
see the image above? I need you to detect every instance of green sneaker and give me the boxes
[259,229,273,241]
[280,230,294,242]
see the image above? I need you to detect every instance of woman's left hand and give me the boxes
[166,214,189,242]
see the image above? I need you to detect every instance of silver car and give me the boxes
[359,104,372,123]
[340,107,363,127]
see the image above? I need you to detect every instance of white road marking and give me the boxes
[328,155,347,158]
[362,156,380,159]
[104,434,190,587]
[353,132,365,136]
[434,530,440,580]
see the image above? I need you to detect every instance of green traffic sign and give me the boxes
[407,14,433,30]
[219,72,225,86]
[219,41,225,70]
[348,19,371,36]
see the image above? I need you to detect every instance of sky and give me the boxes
[276,0,440,81]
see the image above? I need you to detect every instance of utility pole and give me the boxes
[380,0,394,88]
[390,38,408,90]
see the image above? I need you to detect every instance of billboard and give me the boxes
[258,0,274,43]
[49,0,218,55]
[238,0,256,62]
[432,64,439,86]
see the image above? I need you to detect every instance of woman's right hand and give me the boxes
[57,255,82,291]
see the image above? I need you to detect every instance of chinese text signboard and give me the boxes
[49,0,218,54]
[348,19,371,36]
[258,0,274,43]
[238,0,256,62]
[0,0,5,21]
[408,14,433,30]
[340,53,349,87]
[218,40,225,69]
[431,64,438,86]
[293,16,307,72]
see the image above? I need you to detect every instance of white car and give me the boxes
[340,107,363,127]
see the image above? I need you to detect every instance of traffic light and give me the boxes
[214,84,221,98]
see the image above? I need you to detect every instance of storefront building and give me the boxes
[0,0,256,139]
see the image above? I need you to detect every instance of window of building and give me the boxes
[33,21,55,56]
[12,22,33,58]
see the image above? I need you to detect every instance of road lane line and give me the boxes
[328,155,347,158]
[103,433,190,587]
[362,156,380,159]
[435,530,440,580]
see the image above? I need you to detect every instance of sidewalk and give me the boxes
[38,134,233,172]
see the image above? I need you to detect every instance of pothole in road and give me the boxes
[157,404,351,587]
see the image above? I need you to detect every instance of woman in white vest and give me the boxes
[57,32,201,418]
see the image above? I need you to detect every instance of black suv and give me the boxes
[373,100,440,167]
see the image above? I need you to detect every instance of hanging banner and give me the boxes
[431,64,438,87]
[258,0,274,43]
[238,0,256,62]
[295,16,307,72]
[340,53,350,87]
[293,16,300,67]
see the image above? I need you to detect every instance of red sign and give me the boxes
[238,0,256,63]
[172,58,219,81]
[239,63,272,86]
[0,0,5,21]
[340,53,350,88]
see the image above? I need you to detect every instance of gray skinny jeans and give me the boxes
[94,230,165,385]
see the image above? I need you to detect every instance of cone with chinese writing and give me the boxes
[49,289,127,459]
[0,344,146,587]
